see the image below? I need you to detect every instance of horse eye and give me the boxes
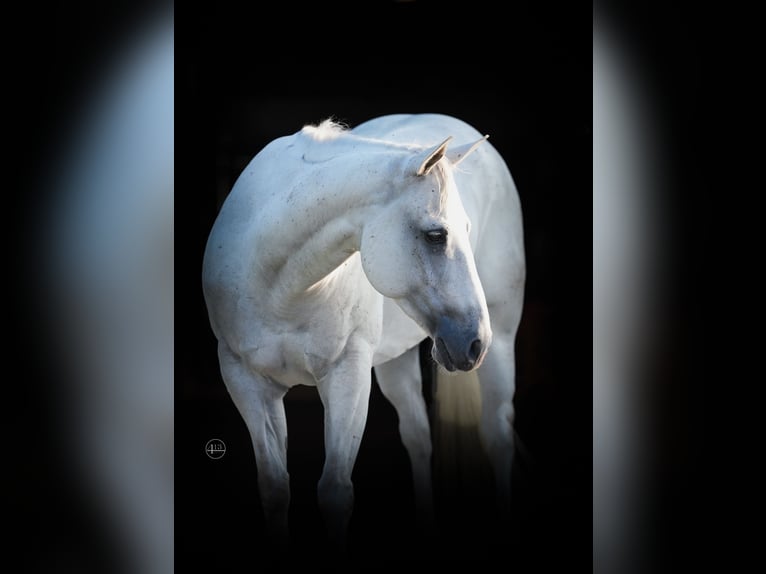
[424,229,448,245]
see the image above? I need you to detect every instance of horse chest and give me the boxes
[247,284,382,387]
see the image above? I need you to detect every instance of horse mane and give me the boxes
[300,118,349,142]
[301,118,427,152]
[299,118,452,210]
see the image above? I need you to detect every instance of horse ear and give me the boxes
[416,136,453,176]
[447,135,490,166]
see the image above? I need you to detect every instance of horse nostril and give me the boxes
[468,339,483,362]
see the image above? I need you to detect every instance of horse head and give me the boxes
[360,135,492,372]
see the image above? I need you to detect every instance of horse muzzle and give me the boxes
[431,317,491,372]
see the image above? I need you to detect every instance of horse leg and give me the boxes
[315,347,373,551]
[374,345,434,526]
[218,344,290,549]
[477,330,518,516]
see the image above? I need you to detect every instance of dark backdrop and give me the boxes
[177,2,592,571]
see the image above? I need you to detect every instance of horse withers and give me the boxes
[201,113,526,551]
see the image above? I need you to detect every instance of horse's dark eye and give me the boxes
[424,229,448,245]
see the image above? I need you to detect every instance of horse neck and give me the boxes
[260,148,398,310]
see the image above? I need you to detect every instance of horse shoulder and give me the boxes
[228,256,383,386]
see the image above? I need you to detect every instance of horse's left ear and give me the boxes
[447,135,490,166]
[416,136,453,176]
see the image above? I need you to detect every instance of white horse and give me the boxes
[202,113,525,550]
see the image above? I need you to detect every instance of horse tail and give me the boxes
[430,367,493,516]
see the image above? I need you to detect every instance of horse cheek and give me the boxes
[360,226,408,298]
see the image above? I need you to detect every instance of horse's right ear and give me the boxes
[415,137,453,176]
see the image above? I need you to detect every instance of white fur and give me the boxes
[202,113,525,549]
[300,118,347,141]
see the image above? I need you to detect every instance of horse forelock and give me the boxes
[426,160,453,213]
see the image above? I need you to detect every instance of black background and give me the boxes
[6,0,730,572]
[177,1,591,571]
